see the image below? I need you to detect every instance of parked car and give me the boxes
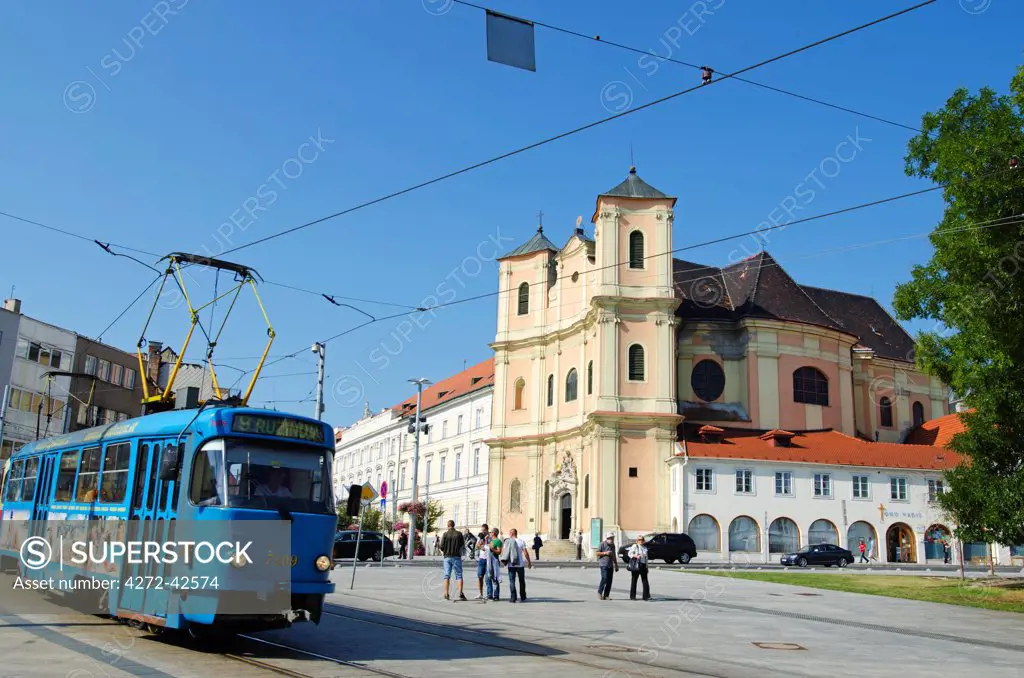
[780,543,854,568]
[333,530,396,562]
[619,532,698,564]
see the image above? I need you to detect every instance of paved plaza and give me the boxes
[0,565,1021,677]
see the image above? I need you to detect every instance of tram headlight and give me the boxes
[315,555,332,572]
[231,551,248,569]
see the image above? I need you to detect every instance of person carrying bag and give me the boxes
[627,536,651,601]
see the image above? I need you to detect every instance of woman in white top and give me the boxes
[627,536,651,601]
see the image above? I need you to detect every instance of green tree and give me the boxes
[337,504,393,535]
[893,65,1024,548]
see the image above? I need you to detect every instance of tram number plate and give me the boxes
[232,414,324,443]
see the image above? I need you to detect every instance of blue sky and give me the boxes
[0,0,1020,427]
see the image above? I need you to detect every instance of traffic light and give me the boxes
[346,484,362,516]
[407,416,429,435]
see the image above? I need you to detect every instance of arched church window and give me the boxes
[913,401,925,428]
[880,397,893,427]
[628,344,645,381]
[517,282,529,315]
[793,366,828,406]
[584,474,590,508]
[544,481,550,512]
[629,230,645,269]
[513,378,526,410]
[547,374,554,407]
[510,478,521,513]
[565,369,578,402]
[587,360,593,395]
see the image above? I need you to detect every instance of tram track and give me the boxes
[230,633,416,678]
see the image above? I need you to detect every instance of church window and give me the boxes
[627,344,645,381]
[517,282,529,315]
[509,478,521,513]
[587,360,593,395]
[913,401,925,427]
[793,366,828,406]
[547,374,554,406]
[691,359,725,402]
[544,481,550,512]
[629,230,645,269]
[565,368,578,402]
[880,397,894,428]
[584,474,590,508]
[513,378,525,410]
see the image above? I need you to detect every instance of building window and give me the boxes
[774,471,792,496]
[913,401,925,428]
[628,467,638,478]
[627,344,645,381]
[628,230,645,269]
[123,367,136,390]
[793,367,828,406]
[852,475,870,499]
[547,375,554,407]
[510,478,521,513]
[440,457,447,482]
[879,397,894,427]
[517,282,530,315]
[808,519,839,545]
[695,468,714,492]
[565,368,578,402]
[688,514,721,551]
[514,378,526,410]
[442,420,448,439]
[813,473,832,497]
[928,479,944,503]
[475,408,482,428]
[473,447,480,476]
[84,355,97,376]
[110,363,123,388]
[98,359,111,382]
[735,469,753,494]
[769,517,800,553]
[587,360,593,395]
[891,477,908,501]
[471,501,479,526]
[425,459,432,484]
[544,481,550,512]
[728,516,760,552]
[453,504,459,527]
[584,474,590,508]
[455,452,461,480]
[691,360,726,402]
[457,415,463,434]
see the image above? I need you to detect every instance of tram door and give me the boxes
[28,455,57,542]
[117,439,181,620]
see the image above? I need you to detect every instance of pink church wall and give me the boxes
[746,351,760,427]
[502,454,529,534]
[777,354,843,431]
[505,366,531,427]
[618,320,660,397]
[618,434,656,531]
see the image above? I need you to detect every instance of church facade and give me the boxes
[485,168,951,551]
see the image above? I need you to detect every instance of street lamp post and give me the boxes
[407,378,431,561]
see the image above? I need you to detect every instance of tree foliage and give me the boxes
[337,504,393,535]
[893,65,1024,546]
[397,499,445,535]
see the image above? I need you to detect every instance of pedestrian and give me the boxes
[433,533,441,556]
[502,528,532,603]
[858,539,868,563]
[627,536,650,601]
[868,537,877,562]
[576,530,583,560]
[943,540,951,564]
[486,527,503,601]
[596,532,618,600]
[474,532,489,599]
[440,520,467,602]
[532,533,543,561]
[464,528,477,559]
[398,530,408,560]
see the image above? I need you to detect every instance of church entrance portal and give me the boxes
[560,494,572,539]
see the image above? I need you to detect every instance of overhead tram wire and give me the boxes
[219,0,938,257]
[452,0,924,135]
[96,275,163,343]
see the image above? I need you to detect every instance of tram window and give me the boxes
[100,443,131,503]
[191,446,223,506]
[77,447,102,502]
[147,445,161,511]
[55,450,79,502]
[132,444,150,510]
[4,460,24,502]
[21,457,40,502]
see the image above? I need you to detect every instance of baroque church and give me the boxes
[485,167,949,549]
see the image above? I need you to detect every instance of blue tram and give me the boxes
[0,405,336,633]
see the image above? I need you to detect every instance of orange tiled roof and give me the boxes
[905,411,969,447]
[684,428,961,470]
[392,358,494,417]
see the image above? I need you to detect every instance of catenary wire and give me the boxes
[219,0,938,256]
[451,0,924,134]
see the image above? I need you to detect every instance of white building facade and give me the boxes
[0,301,76,458]
[334,359,493,535]
[668,429,1023,566]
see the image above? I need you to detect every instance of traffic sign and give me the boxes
[380,481,388,499]
[360,482,378,504]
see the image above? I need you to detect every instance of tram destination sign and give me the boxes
[232,413,324,443]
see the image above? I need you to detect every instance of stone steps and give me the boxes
[536,539,579,560]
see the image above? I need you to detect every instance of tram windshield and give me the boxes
[191,439,334,514]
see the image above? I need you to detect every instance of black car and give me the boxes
[780,543,854,568]
[333,531,396,561]
[619,533,698,564]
